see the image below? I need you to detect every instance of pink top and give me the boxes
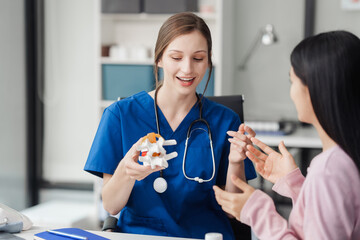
[241,145,360,239]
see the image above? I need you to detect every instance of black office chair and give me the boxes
[102,95,251,240]
[207,95,245,123]
[207,95,252,240]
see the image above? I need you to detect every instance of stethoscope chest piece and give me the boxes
[153,177,167,193]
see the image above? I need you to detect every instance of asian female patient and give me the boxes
[214,30,360,239]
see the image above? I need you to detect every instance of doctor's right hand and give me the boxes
[122,138,164,181]
[246,137,298,184]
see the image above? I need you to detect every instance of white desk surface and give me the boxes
[256,125,322,149]
[15,226,200,240]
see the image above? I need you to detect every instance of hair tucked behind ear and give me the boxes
[291,30,360,173]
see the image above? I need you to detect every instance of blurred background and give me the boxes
[1,0,360,232]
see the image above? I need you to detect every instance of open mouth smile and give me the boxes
[177,76,195,82]
[177,76,196,86]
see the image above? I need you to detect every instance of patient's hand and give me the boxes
[213,175,255,221]
[246,137,298,184]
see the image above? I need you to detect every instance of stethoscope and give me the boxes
[153,87,216,193]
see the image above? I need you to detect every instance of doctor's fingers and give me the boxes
[227,131,248,142]
[236,124,256,138]
[126,165,162,181]
[238,123,245,134]
[228,138,247,150]
[126,138,143,159]
[244,125,256,137]
[124,158,155,173]
[132,137,144,149]
[229,132,253,146]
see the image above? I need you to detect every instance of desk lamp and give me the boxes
[238,24,278,70]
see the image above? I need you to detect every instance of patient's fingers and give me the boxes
[247,145,267,161]
[245,151,264,169]
[250,137,274,155]
[245,151,266,176]
[213,186,232,205]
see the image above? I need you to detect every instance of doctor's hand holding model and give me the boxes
[84,12,256,239]
[213,30,360,239]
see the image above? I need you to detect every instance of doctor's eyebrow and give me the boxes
[168,50,207,53]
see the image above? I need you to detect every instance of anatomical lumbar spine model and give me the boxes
[137,132,177,169]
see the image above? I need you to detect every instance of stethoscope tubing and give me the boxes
[182,127,216,183]
[154,87,216,184]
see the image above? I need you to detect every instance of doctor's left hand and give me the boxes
[227,124,256,163]
[213,175,255,221]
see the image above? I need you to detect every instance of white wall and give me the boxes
[315,0,360,35]
[0,0,27,210]
[42,0,99,183]
[232,0,304,121]
[231,0,360,122]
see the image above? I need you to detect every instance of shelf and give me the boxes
[101,12,216,22]
[257,126,322,149]
[101,57,153,65]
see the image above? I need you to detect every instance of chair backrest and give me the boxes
[206,94,251,240]
[207,95,245,123]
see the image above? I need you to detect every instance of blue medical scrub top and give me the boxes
[84,91,256,239]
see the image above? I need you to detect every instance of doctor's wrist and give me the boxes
[228,159,245,166]
[116,160,134,182]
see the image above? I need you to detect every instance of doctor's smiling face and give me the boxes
[157,30,209,96]
[154,12,213,96]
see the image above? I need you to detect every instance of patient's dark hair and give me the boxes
[290,30,360,172]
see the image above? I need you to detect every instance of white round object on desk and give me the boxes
[153,177,167,193]
[205,232,223,240]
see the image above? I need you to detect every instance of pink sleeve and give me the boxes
[298,169,356,239]
[240,190,300,239]
[272,168,305,204]
[240,148,360,240]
